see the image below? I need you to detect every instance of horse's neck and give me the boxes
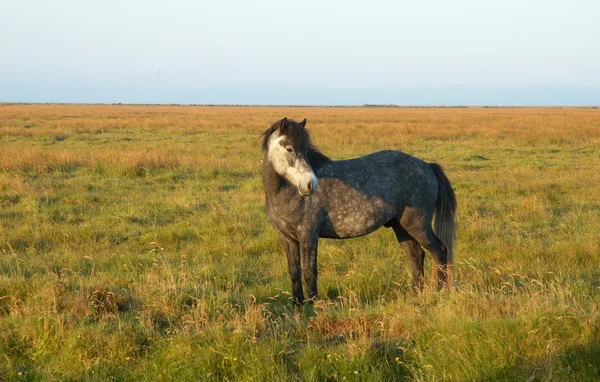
[262,157,284,198]
[307,147,331,170]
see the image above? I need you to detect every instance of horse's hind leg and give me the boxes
[400,209,449,289]
[390,221,426,292]
[402,240,426,292]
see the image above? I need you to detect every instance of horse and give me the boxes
[262,117,456,305]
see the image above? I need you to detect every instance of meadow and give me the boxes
[1,104,599,381]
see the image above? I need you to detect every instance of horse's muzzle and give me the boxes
[298,176,318,197]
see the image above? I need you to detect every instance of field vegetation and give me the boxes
[1,104,599,380]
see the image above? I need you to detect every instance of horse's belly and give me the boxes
[320,221,383,239]
[319,202,395,239]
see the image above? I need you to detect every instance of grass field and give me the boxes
[1,104,599,381]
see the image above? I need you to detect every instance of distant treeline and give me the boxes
[362,104,469,108]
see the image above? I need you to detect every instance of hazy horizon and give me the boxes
[2,86,599,107]
[2,0,599,106]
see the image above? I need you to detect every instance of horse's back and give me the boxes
[317,150,437,201]
[314,150,439,238]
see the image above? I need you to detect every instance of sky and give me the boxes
[1,0,599,105]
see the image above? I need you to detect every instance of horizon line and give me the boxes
[2,102,599,108]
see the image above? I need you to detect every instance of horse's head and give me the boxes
[262,118,318,196]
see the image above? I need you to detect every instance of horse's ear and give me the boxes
[300,118,307,127]
[279,117,288,132]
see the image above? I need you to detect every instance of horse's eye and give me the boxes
[286,147,293,153]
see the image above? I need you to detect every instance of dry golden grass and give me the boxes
[1,104,599,381]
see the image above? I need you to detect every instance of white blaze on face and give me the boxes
[268,135,318,196]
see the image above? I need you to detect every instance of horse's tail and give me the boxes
[429,163,457,285]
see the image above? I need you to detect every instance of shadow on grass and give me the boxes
[478,340,600,381]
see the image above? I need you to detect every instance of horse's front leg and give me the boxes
[279,234,304,305]
[300,232,319,302]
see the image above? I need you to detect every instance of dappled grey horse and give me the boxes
[262,118,456,305]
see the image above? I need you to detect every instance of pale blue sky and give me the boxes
[1,0,599,105]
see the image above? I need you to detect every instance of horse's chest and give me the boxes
[265,196,316,239]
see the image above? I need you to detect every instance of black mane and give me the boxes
[262,118,331,170]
